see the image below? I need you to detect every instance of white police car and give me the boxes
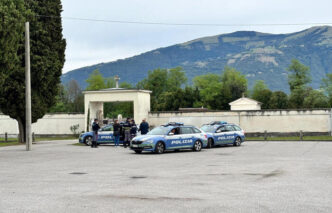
[200,121,245,148]
[130,122,208,154]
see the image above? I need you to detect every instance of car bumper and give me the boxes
[130,144,154,151]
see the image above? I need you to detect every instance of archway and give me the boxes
[83,88,151,131]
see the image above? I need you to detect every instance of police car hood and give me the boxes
[133,135,163,141]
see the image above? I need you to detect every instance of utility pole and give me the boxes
[25,22,32,151]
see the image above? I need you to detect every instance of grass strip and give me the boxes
[0,141,22,147]
[247,136,332,141]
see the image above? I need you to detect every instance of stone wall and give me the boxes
[1,109,331,136]
[148,109,332,135]
[0,113,85,136]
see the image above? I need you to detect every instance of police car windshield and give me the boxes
[201,125,217,133]
[147,126,172,135]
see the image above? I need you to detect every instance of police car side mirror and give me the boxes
[168,132,174,136]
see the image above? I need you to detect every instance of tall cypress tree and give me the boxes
[0,0,66,142]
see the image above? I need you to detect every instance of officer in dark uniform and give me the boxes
[130,120,137,141]
[122,118,132,148]
[92,118,100,148]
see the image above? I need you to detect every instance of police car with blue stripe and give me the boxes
[130,122,208,154]
[79,124,124,146]
[200,121,245,148]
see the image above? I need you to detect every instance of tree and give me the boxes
[321,73,332,106]
[86,70,106,90]
[66,80,84,112]
[136,68,188,111]
[49,81,84,113]
[167,67,187,90]
[251,80,272,109]
[0,0,26,90]
[193,74,222,109]
[219,67,247,109]
[251,80,268,99]
[49,84,67,112]
[303,89,329,108]
[287,59,311,108]
[0,0,66,142]
[269,91,288,109]
[182,86,201,108]
[119,82,133,89]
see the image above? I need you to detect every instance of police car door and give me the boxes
[165,127,181,150]
[98,126,114,143]
[224,125,236,144]
[214,126,227,145]
[179,127,195,148]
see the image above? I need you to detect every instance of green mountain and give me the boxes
[61,26,332,92]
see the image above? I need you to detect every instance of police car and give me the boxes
[78,124,123,146]
[130,122,208,154]
[200,121,245,148]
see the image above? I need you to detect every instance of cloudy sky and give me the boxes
[61,0,332,73]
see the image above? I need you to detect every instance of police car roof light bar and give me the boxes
[164,122,184,126]
[209,121,227,125]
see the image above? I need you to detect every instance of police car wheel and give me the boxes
[134,150,142,154]
[84,136,92,146]
[155,142,165,154]
[234,137,242,146]
[207,138,213,149]
[193,140,202,151]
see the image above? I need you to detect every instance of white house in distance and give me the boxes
[229,96,262,111]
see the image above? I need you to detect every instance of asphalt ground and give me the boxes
[0,140,331,213]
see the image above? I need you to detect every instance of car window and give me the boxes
[193,128,201,133]
[169,127,180,135]
[180,127,194,134]
[147,126,172,135]
[201,125,216,133]
[225,125,235,131]
[216,126,226,133]
[101,126,113,131]
[233,125,242,131]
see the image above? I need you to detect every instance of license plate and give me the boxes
[132,144,138,148]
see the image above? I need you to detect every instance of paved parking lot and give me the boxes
[0,140,331,213]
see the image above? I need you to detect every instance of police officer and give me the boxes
[122,118,131,148]
[130,120,137,141]
[139,118,149,135]
[91,118,100,148]
[113,119,121,147]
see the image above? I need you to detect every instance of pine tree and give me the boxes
[0,0,66,142]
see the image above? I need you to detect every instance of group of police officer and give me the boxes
[91,117,149,148]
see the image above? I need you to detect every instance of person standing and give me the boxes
[130,120,138,141]
[122,118,132,148]
[92,118,100,148]
[113,120,121,147]
[139,118,149,135]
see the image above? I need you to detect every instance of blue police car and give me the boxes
[130,122,208,154]
[200,121,245,148]
[79,124,123,146]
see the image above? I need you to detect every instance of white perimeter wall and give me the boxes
[1,109,331,135]
[0,113,85,135]
[148,109,332,133]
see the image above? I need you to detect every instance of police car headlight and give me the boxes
[144,140,154,144]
